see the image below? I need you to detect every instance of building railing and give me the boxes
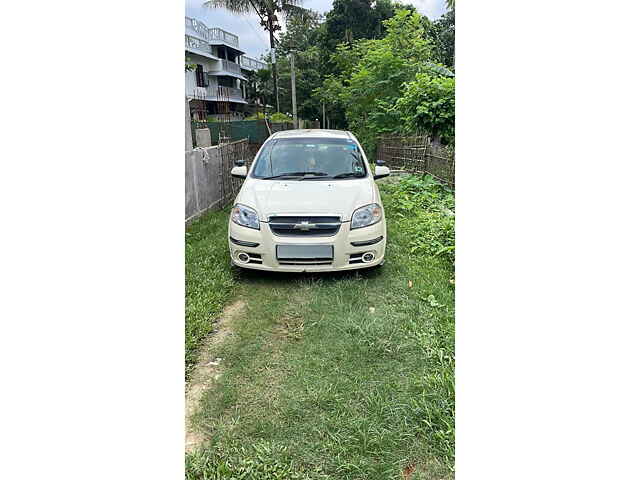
[219,59,241,74]
[185,17,210,40]
[192,87,208,100]
[185,16,240,48]
[190,85,244,102]
[212,87,244,100]
[211,28,239,47]
[185,35,212,56]
[208,86,243,101]
[240,56,268,71]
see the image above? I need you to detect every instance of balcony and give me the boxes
[185,17,211,41]
[210,28,239,48]
[220,59,241,74]
[188,85,245,104]
[240,56,268,71]
[185,17,242,51]
[185,35,217,59]
[191,87,208,100]
[207,85,245,103]
[209,59,246,81]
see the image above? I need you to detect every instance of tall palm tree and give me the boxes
[203,0,311,112]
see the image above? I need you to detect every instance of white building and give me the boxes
[185,16,268,121]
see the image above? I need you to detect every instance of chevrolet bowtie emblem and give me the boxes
[293,221,318,231]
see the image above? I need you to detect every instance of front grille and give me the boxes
[269,216,342,237]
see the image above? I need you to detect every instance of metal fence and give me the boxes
[377,135,455,187]
[219,140,248,207]
[270,122,294,133]
[191,120,294,147]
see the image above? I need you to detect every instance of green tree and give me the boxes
[395,74,455,144]
[316,10,435,151]
[272,12,325,122]
[322,0,413,48]
[318,0,414,76]
[277,9,323,54]
[254,68,273,115]
[424,8,455,69]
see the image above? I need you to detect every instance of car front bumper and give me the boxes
[228,218,386,272]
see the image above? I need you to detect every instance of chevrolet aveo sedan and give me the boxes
[228,129,391,272]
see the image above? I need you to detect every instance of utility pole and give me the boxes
[322,102,325,129]
[290,54,297,129]
[267,16,280,113]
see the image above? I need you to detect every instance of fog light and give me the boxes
[362,252,375,263]
[236,252,250,263]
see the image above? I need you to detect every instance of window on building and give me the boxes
[195,64,206,87]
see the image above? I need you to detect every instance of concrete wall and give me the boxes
[185,98,193,151]
[185,146,223,222]
[195,128,212,147]
[186,87,250,223]
[185,140,249,223]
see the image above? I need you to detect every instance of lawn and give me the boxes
[185,210,236,373]
[185,175,455,479]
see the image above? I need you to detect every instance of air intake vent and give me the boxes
[247,253,262,264]
[269,216,341,237]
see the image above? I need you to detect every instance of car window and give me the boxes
[252,137,367,179]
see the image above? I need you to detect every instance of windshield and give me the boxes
[251,137,368,180]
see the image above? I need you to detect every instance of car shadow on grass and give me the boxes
[232,263,385,287]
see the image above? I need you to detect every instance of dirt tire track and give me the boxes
[185,299,246,453]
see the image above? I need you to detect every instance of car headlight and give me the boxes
[351,203,382,229]
[231,204,260,230]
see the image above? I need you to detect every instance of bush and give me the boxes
[245,112,267,120]
[269,112,293,123]
[395,74,455,144]
[380,174,455,265]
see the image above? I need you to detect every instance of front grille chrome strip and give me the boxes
[268,216,342,237]
[269,223,341,229]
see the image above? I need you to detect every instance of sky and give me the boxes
[185,0,448,60]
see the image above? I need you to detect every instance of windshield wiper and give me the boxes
[332,172,366,179]
[261,173,302,180]
[262,171,328,180]
[299,172,329,180]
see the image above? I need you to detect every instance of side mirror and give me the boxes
[234,159,246,167]
[231,166,248,179]
[375,159,385,166]
[374,165,390,180]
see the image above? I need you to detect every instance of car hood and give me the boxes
[237,178,375,221]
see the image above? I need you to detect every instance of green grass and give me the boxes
[185,209,237,374]
[185,175,455,479]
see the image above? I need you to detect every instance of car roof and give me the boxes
[271,129,352,140]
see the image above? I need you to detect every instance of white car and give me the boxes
[228,129,390,272]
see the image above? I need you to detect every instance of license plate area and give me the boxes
[276,244,334,260]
